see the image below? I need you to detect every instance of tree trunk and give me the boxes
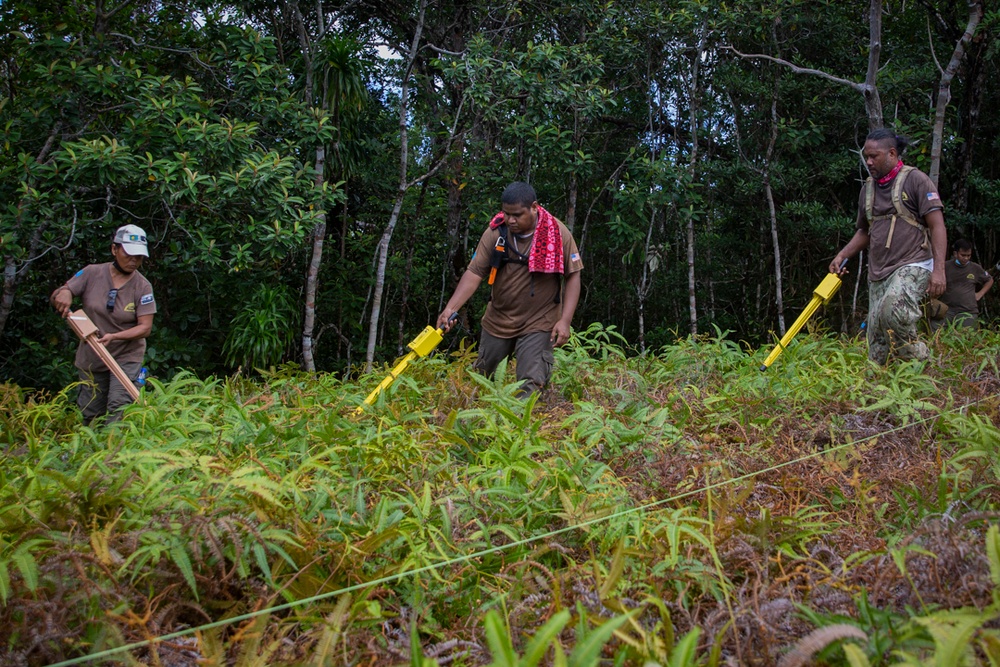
[292,0,326,372]
[724,0,886,130]
[567,170,578,233]
[565,112,581,232]
[364,0,427,372]
[953,34,988,212]
[0,257,17,338]
[686,24,707,335]
[396,179,429,353]
[928,0,983,187]
[302,147,326,372]
[764,175,784,335]
[863,0,885,130]
[0,210,65,338]
[764,82,785,335]
[440,134,466,311]
[636,208,658,354]
[0,121,67,339]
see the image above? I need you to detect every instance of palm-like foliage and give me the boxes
[2,327,1000,664]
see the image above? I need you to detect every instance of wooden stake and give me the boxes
[66,310,140,401]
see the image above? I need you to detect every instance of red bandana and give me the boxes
[877,160,904,186]
[489,205,564,274]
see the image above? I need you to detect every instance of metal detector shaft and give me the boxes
[357,314,457,412]
[760,269,845,371]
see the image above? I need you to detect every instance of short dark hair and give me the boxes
[952,238,973,252]
[866,128,911,155]
[501,182,537,208]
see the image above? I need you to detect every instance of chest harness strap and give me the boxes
[487,224,560,303]
[864,165,928,250]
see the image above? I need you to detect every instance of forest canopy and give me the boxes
[2,0,998,386]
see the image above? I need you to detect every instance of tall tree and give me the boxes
[926,0,984,187]
[364,0,450,371]
[289,3,366,372]
[723,0,887,130]
[0,3,336,380]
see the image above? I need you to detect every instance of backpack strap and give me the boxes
[487,224,507,286]
[864,175,875,224]
[486,223,561,304]
[487,224,529,286]
[866,166,928,250]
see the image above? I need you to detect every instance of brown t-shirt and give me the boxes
[65,263,157,371]
[942,259,991,315]
[468,220,583,338]
[856,168,942,281]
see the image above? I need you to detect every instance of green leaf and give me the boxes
[253,543,273,585]
[568,609,637,667]
[668,627,701,667]
[170,543,198,599]
[11,549,38,593]
[987,524,1000,588]
[915,609,988,667]
[842,643,872,667]
[410,617,426,667]
[0,561,10,604]
[598,538,626,601]
[521,610,571,667]
[483,610,517,667]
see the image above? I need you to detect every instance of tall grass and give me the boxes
[2,325,999,665]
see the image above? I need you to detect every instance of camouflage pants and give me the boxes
[867,265,930,364]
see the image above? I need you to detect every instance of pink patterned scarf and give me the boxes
[489,205,564,274]
[877,160,904,186]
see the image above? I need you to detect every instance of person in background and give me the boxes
[50,225,156,424]
[437,182,583,397]
[934,238,993,330]
[830,129,947,364]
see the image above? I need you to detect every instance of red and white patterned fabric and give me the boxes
[488,205,564,275]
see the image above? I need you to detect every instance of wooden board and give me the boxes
[67,310,141,401]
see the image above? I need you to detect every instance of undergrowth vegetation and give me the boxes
[2,324,1000,666]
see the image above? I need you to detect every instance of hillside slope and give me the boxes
[2,324,999,666]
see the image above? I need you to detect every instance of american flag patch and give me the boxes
[927,192,941,201]
[571,253,580,261]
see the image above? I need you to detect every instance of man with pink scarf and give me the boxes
[438,182,583,396]
[830,129,947,364]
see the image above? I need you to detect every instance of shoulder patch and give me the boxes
[927,192,941,201]
[571,253,580,261]
[140,294,155,305]
[74,269,84,277]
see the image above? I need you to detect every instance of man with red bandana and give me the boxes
[437,182,583,397]
[830,129,947,364]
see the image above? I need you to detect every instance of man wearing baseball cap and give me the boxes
[51,225,157,424]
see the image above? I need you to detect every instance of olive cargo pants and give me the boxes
[475,329,554,397]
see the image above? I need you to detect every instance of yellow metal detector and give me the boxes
[759,268,845,371]
[356,314,457,412]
